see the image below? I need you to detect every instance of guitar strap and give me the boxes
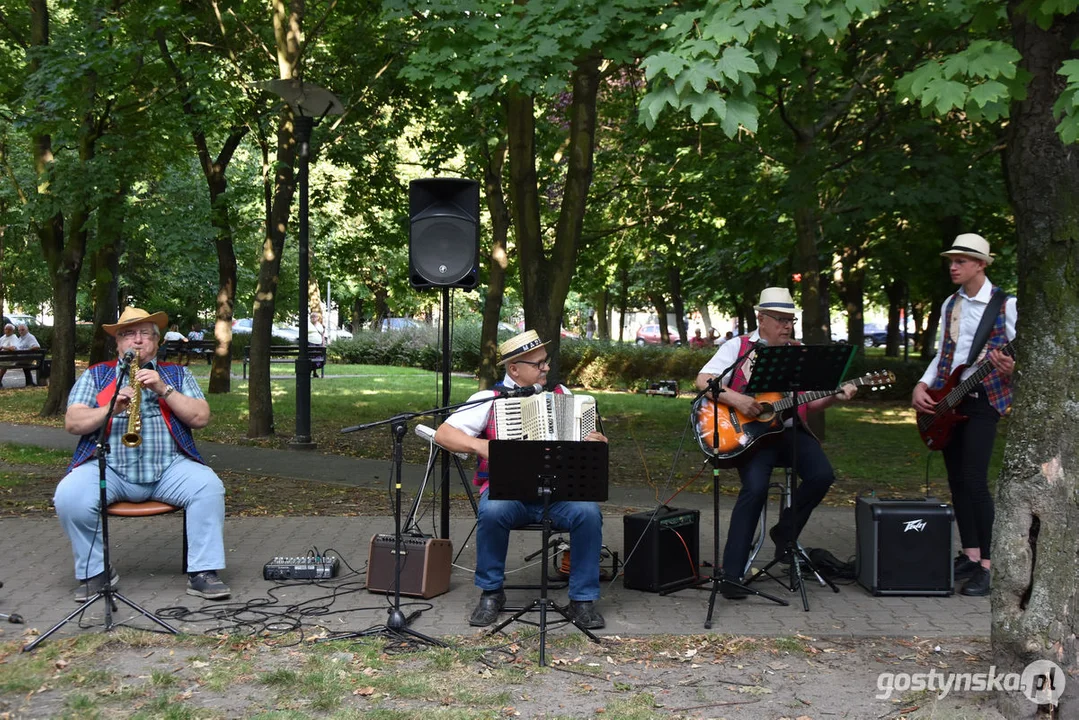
[966,288,1008,365]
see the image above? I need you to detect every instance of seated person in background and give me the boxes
[435,330,608,629]
[689,329,708,349]
[184,322,205,366]
[164,324,188,343]
[309,310,326,378]
[695,288,857,599]
[0,323,40,387]
[53,307,230,602]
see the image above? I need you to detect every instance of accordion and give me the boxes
[493,392,597,441]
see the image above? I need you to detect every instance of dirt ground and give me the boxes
[0,628,1016,719]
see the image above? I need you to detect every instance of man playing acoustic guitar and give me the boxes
[695,287,857,600]
[912,234,1016,597]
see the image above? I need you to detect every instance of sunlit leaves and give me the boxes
[896,40,1021,122]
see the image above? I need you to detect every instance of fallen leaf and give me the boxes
[353,687,375,696]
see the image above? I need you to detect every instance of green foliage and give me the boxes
[560,341,714,392]
[895,40,1022,121]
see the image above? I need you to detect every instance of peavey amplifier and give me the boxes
[367,534,452,599]
[623,507,700,592]
[856,497,953,596]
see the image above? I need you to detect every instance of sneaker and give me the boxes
[953,553,980,581]
[75,566,119,602]
[187,571,231,600]
[960,565,991,597]
[468,589,506,627]
[567,600,605,630]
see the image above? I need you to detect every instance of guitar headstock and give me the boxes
[856,370,896,391]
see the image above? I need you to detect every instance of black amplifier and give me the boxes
[622,507,699,592]
[263,555,340,581]
[856,497,953,596]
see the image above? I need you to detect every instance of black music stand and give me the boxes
[742,343,853,611]
[486,440,608,666]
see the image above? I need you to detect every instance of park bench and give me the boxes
[158,339,215,364]
[242,345,326,379]
[0,348,49,386]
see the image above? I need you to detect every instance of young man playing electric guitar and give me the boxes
[912,234,1017,597]
[695,288,857,599]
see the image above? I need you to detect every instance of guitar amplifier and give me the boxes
[856,497,954,596]
[367,534,452,599]
[622,507,699,592]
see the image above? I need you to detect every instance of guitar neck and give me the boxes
[947,341,1015,406]
[770,379,863,413]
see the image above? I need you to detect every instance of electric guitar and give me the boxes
[693,370,895,467]
[916,341,1015,450]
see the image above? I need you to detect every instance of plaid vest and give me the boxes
[472,384,566,493]
[68,361,205,471]
[931,289,1012,415]
[729,336,809,424]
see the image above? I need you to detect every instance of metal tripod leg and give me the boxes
[24,584,178,652]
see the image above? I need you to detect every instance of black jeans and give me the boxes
[722,426,836,579]
[942,392,999,559]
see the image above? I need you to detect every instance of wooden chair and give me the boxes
[106,501,187,573]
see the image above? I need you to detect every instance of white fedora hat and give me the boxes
[754,287,797,315]
[941,233,994,265]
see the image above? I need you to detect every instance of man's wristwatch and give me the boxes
[161,384,175,400]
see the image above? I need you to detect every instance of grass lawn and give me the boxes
[0,360,1005,508]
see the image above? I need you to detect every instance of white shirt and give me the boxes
[164,331,186,342]
[0,333,16,350]
[698,330,761,384]
[918,278,1017,387]
[15,332,39,351]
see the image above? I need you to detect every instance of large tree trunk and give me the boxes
[668,265,687,343]
[247,0,303,437]
[88,188,124,365]
[509,54,601,380]
[595,288,610,341]
[992,5,1079,717]
[478,135,510,389]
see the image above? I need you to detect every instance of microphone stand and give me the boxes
[329,391,519,645]
[25,357,179,652]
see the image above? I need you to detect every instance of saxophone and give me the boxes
[121,350,143,448]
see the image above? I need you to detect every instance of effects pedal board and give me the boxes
[263,555,340,581]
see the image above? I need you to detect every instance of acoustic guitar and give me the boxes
[693,370,895,467]
[916,341,1015,450]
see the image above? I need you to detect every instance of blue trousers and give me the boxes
[54,456,226,581]
[475,490,603,601]
[722,427,835,580]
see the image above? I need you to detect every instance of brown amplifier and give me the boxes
[366,534,452,599]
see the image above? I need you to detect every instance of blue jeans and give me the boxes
[722,426,835,580]
[475,490,603,601]
[54,456,226,580]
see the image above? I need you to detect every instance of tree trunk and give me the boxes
[509,54,601,380]
[992,5,1079,717]
[88,189,124,366]
[595,288,610,341]
[478,135,510,389]
[617,264,629,343]
[248,0,303,437]
[668,265,687,343]
[884,279,905,357]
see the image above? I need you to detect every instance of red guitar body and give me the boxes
[916,367,968,451]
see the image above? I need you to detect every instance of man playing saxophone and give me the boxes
[54,307,230,602]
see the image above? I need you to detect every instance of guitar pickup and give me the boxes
[727,407,742,433]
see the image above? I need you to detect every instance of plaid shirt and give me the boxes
[67,360,206,482]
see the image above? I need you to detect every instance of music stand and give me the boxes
[741,343,854,611]
[486,440,608,666]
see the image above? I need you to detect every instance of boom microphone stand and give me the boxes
[25,356,179,652]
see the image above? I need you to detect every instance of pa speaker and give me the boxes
[622,507,699,592]
[409,178,480,289]
[367,534,452,599]
[856,497,953,596]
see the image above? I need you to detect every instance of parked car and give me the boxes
[381,318,422,332]
[635,324,681,345]
[232,318,253,334]
[3,313,36,328]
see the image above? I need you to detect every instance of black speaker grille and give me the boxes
[410,216,477,286]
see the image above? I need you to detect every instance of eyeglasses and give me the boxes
[760,312,795,327]
[117,329,157,339]
[514,356,550,368]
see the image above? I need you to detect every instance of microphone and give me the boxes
[119,349,136,367]
[494,383,544,398]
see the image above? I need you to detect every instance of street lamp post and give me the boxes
[266,79,343,450]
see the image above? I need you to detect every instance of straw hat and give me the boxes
[753,287,797,315]
[498,330,550,365]
[941,233,994,265]
[103,307,169,337]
